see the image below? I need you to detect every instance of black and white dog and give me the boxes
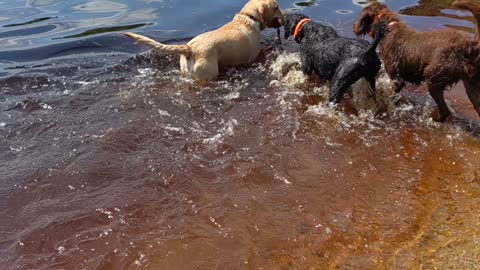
[283,14,385,103]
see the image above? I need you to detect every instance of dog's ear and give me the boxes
[353,8,378,36]
[256,4,266,28]
[353,2,387,35]
[240,0,267,29]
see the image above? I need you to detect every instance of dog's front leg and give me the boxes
[300,52,313,75]
[384,64,405,93]
[427,81,451,122]
[464,79,480,118]
[393,79,405,93]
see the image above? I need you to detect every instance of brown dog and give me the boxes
[353,1,480,121]
[124,0,283,81]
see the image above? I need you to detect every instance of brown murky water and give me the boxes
[1,0,480,269]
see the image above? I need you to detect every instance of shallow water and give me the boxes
[1,0,480,269]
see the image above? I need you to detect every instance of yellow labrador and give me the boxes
[124,0,283,81]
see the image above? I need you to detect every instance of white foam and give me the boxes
[57,246,66,254]
[158,109,171,116]
[163,125,185,134]
[270,53,307,87]
[270,52,402,114]
[10,146,24,152]
[203,118,238,145]
[136,68,155,78]
[269,52,429,127]
[224,91,240,100]
[76,81,97,86]
[40,102,53,110]
[350,74,399,113]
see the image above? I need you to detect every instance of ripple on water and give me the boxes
[294,1,318,7]
[2,10,480,269]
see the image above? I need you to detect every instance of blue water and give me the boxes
[0,0,474,62]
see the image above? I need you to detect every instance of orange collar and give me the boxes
[374,11,388,23]
[293,18,311,42]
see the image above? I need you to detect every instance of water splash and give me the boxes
[203,118,238,145]
[270,52,307,87]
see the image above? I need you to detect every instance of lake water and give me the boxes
[1,0,480,269]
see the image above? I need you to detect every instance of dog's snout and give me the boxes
[272,17,282,28]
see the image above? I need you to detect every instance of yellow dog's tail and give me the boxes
[124,32,191,56]
[452,0,480,41]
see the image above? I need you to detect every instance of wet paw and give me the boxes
[432,111,452,122]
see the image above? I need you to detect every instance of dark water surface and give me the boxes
[1,0,480,269]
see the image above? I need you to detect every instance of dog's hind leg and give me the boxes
[427,82,451,122]
[425,62,458,121]
[464,79,480,118]
[384,63,405,93]
[328,66,363,103]
[300,53,314,75]
[193,55,219,81]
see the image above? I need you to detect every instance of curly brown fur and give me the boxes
[353,1,480,122]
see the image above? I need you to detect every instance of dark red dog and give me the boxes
[353,1,480,121]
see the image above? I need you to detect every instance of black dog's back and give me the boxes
[283,13,385,103]
[306,34,373,79]
[300,22,381,82]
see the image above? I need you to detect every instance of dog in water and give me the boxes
[282,13,386,104]
[353,1,480,121]
[124,0,283,81]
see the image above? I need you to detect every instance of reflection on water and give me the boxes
[72,1,128,12]
[60,23,152,39]
[3,17,57,28]
[0,0,158,50]
[0,0,476,51]
[294,1,318,7]
[1,0,480,269]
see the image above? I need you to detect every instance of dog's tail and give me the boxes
[452,0,480,41]
[366,21,387,54]
[124,32,192,56]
